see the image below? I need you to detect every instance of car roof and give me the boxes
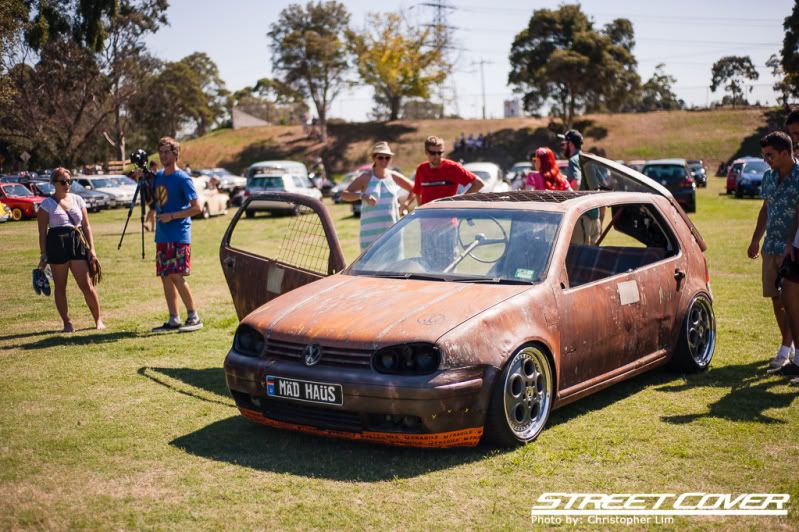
[463,162,500,172]
[644,159,687,166]
[732,156,759,164]
[249,160,306,170]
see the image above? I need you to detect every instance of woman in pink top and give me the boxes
[525,147,571,191]
[36,168,105,332]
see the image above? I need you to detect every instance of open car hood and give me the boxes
[244,274,530,348]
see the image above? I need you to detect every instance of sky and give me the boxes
[144,0,793,121]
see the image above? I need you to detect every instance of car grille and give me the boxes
[261,397,363,432]
[264,339,373,368]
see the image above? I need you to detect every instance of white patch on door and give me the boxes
[617,280,640,305]
[267,264,285,294]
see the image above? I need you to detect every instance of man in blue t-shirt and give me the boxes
[151,136,203,332]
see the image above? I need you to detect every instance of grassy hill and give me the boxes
[180,108,782,177]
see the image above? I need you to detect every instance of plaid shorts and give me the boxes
[156,242,191,277]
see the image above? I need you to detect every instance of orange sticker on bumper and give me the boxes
[239,408,482,448]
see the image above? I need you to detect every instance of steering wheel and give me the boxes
[456,216,508,264]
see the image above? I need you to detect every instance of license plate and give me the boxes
[266,375,343,405]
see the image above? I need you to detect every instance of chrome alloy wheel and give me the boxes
[502,347,552,441]
[686,295,715,368]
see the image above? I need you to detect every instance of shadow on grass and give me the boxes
[0,330,57,343]
[138,366,233,406]
[656,360,799,424]
[728,108,789,163]
[3,330,140,350]
[170,415,500,481]
[547,368,676,428]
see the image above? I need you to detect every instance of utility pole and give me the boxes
[419,0,457,117]
[471,58,493,120]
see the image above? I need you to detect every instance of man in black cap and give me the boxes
[560,129,601,244]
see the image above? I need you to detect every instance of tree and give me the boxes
[178,52,229,136]
[508,4,640,126]
[24,0,120,52]
[638,63,683,112]
[781,0,799,101]
[268,1,351,140]
[767,54,791,109]
[230,77,308,126]
[99,0,168,160]
[348,12,446,121]
[710,55,759,108]
[0,39,111,168]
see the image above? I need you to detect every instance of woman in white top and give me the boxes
[341,142,414,251]
[37,168,105,332]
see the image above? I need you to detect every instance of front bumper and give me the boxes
[224,350,493,448]
[736,182,761,196]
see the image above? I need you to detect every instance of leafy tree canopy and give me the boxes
[710,55,759,108]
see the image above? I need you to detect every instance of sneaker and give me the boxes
[790,377,799,387]
[773,362,799,377]
[152,320,182,332]
[179,315,203,332]
[768,349,792,370]
[32,269,41,295]
[40,271,51,296]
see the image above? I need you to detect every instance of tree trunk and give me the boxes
[389,95,401,121]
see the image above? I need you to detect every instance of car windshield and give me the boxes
[350,208,562,284]
[742,161,769,175]
[511,163,531,173]
[2,184,33,197]
[642,164,686,183]
[70,181,88,192]
[112,177,136,186]
[36,183,55,195]
[250,175,285,189]
[91,178,115,188]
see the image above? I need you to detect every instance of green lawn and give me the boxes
[0,177,797,529]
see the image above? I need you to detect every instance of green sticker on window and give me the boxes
[515,268,535,280]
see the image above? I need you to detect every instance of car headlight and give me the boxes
[739,178,749,185]
[234,324,265,357]
[372,343,440,375]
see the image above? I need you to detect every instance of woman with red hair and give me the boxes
[526,147,571,191]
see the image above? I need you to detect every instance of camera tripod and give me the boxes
[117,170,153,259]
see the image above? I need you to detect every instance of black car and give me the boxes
[686,159,707,188]
[642,159,696,213]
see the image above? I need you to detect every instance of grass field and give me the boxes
[1,175,798,529]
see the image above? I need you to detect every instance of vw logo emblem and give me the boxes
[303,343,322,366]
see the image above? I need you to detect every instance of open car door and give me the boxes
[579,153,707,251]
[220,192,346,320]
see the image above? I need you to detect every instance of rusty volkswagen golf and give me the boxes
[220,154,715,448]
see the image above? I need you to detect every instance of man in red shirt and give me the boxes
[412,136,484,270]
[412,136,484,205]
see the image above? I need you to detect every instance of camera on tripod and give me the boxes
[117,148,157,258]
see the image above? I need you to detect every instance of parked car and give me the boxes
[192,176,229,218]
[507,161,532,190]
[331,167,369,203]
[625,160,647,173]
[244,170,321,218]
[687,160,707,187]
[642,159,696,212]
[0,183,45,220]
[220,153,715,447]
[0,202,11,222]
[725,157,756,195]
[461,162,510,194]
[75,176,134,207]
[735,158,769,198]
[199,168,246,194]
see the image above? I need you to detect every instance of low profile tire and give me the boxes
[670,293,716,372]
[735,189,743,199]
[245,209,255,219]
[485,345,553,447]
[11,207,23,221]
[202,203,210,219]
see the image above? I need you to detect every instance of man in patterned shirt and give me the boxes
[748,131,799,370]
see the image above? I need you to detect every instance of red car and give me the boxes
[0,183,45,220]
[725,158,752,195]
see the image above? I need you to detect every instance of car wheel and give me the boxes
[202,203,210,219]
[245,210,255,219]
[485,345,553,446]
[670,293,715,372]
[735,188,743,199]
[11,207,23,221]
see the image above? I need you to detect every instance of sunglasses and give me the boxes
[375,155,392,161]
[55,179,71,185]
[427,150,444,156]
